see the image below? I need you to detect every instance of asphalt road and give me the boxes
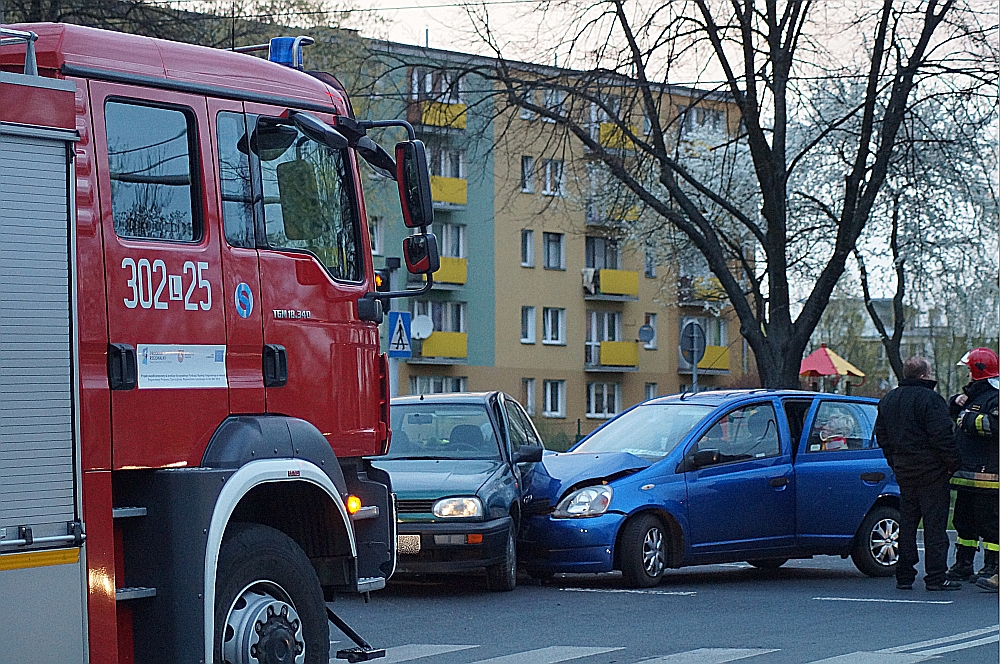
[328,550,999,664]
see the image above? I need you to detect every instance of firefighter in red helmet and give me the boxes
[945,348,1000,590]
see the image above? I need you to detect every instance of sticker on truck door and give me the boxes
[136,344,227,389]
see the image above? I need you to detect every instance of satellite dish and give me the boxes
[637,325,655,343]
[411,315,434,340]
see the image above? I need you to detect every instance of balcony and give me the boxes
[407,100,467,130]
[678,275,728,305]
[678,345,730,374]
[598,122,638,150]
[408,332,468,365]
[586,202,639,227]
[586,341,639,372]
[430,176,467,209]
[583,268,639,301]
[434,256,467,286]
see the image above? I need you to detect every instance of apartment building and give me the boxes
[359,43,749,447]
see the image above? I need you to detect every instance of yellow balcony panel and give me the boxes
[599,341,639,367]
[420,331,467,358]
[599,122,638,149]
[434,256,467,285]
[698,345,730,371]
[598,269,639,297]
[430,176,467,206]
[421,101,467,129]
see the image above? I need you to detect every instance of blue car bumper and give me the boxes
[519,512,625,573]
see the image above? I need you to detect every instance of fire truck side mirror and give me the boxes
[402,233,440,275]
[290,111,348,150]
[395,140,434,229]
[276,160,321,241]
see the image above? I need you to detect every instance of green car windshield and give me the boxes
[387,404,501,460]
[572,403,714,460]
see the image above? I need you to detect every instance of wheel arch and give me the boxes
[202,459,355,664]
[613,508,685,570]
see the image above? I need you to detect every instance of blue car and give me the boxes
[520,390,900,587]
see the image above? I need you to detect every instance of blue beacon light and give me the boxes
[268,36,315,70]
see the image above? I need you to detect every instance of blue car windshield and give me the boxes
[387,404,501,460]
[572,403,714,460]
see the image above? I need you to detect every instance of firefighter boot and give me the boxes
[946,545,977,582]
[976,573,999,592]
[971,549,998,584]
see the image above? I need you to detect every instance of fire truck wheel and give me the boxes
[214,523,329,664]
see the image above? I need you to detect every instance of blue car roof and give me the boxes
[644,389,878,407]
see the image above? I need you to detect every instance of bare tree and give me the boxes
[461,0,996,388]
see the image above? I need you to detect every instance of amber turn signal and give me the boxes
[346,495,362,514]
[467,533,483,544]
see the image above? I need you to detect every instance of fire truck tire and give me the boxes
[214,523,329,664]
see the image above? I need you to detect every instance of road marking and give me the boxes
[469,646,623,664]
[560,588,697,596]
[380,644,480,663]
[877,624,999,653]
[806,624,1000,663]
[813,597,953,605]
[636,648,779,663]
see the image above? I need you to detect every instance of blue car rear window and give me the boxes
[573,404,714,459]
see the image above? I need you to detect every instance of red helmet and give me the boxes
[958,348,999,381]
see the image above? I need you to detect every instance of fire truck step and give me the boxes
[115,587,157,601]
[327,607,385,662]
[112,507,147,519]
[357,576,386,593]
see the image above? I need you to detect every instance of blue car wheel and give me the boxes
[620,513,668,588]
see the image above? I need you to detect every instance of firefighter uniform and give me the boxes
[946,377,999,582]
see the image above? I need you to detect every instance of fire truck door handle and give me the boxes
[108,343,137,390]
[263,344,288,387]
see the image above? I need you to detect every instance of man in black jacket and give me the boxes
[945,348,999,586]
[875,356,962,590]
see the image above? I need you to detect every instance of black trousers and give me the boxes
[898,479,952,586]
[953,488,1000,551]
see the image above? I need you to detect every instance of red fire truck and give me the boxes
[0,22,439,664]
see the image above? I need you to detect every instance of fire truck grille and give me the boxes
[396,500,435,513]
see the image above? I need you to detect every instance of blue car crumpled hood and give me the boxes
[526,451,651,507]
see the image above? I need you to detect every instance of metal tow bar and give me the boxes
[327,607,386,662]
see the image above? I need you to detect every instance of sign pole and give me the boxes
[388,267,399,397]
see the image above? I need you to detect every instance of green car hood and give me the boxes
[371,458,503,500]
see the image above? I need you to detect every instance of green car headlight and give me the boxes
[432,496,483,518]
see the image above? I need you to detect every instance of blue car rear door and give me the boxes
[683,400,795,556]
[793,399,889,549]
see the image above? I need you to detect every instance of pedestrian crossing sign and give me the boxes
[388,311,412,358]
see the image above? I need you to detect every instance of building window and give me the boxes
[542,307,566,345]
[413,300,466,333]
[369,216,383,255]
[645,383,658,401]
[522,378,536,415]
[644,252,657,278]
[586,382,620,419]
[107,101,199,242]
[585,236,620,270]
[521,306,536,344]
[543,380,566,417]
[432,222,465,258]
[542,159,565,196]
[643,313,658,350]
[409,375,467,395]
[521,229,535,267]
[520,156,535,193]
[410,68,462,103]
[428,146,464,179]
[642,113,652,136]
[585,310,620,365]
[542,88,567,121]
[519,87,536,119]
[543,232,565,270]
[679,105,725,135]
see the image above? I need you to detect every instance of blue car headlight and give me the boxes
[552,485,612,518]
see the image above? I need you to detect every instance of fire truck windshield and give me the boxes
[256,121,364,282]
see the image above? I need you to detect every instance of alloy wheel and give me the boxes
[869,517,899,567]
[642,526,666,577]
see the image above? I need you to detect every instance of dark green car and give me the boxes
[372,392,544,591]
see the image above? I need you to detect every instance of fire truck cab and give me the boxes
[0,22,438,664]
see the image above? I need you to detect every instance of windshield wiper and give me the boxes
[389,455,455,460]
